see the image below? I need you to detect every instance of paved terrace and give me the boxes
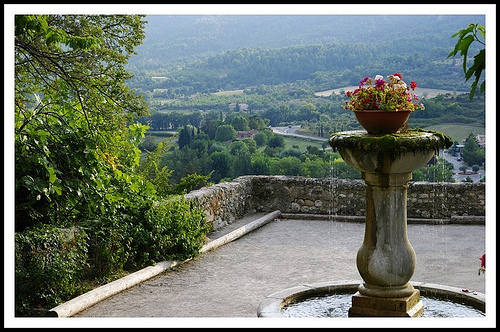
[65,212,489,327]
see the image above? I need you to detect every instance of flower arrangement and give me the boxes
[478,254,485,275]
[344,73,425,112]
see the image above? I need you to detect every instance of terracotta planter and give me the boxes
[353,110,411,135]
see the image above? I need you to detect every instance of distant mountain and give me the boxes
[129,15,485,69]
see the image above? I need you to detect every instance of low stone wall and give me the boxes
[185,175,485,231]
[185,176,253,231]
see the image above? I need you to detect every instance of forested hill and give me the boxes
[127,15,485,93]
[130,15,485,67]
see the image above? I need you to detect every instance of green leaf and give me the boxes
[52,184,62,196]
[47,167,57,184]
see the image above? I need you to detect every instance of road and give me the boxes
[441,151,485,183]
[271,125,326,142]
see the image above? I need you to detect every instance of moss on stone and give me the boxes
[329,129,453,159]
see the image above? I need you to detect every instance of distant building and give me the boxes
[237,129,258,139]
[475,134,485,148]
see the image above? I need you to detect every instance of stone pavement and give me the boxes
[69,212,487,326]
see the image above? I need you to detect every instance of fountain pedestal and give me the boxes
[329,130,452,317]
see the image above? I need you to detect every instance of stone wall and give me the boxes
[185,175,485,231]
[185,176,253,230]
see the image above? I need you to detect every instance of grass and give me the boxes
[283,135,328,151]
[422,123,485,143]
[213,89,245,96]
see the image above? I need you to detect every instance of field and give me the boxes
[282,135,328,151]
[422,123,485,143]
[213,89,245,96]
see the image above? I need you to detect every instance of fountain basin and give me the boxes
[329,130,453,174]
[257,280,485,318]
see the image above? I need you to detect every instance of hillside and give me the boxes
[126,15,485,95]
[129,15,485,68]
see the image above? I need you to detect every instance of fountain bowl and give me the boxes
[329,130,453,174]
[257,280,485,318]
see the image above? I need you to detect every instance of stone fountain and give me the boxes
[329,129,452,317]
[257,129,486,318]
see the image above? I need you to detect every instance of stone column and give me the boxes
[356,172,416,298]
[348,171,424,317]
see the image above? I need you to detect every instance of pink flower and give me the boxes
[375,79,386,88]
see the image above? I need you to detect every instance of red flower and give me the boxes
[480,254,485,268]
[375,79,386,88]
[393,72,402,80]
[410,81,417,90]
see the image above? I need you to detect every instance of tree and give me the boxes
[230,116,250,131]
[412,158,456,182]
[210,150,232,182]
[271,156,302,176]
[214,124,237,142]
[267,134,285,149]
[461,133,485,166]
[253,131,268,146]
[448,23,485,100]
[15,15,149,231]
[231,148,253,177]
[14,15,214,316]
[178,126,192,149]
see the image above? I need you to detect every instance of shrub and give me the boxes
[15,224,89,316]
[130,196,211,266]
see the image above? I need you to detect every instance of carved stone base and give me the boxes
[348,289,424,317]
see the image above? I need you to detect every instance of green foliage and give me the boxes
[130,20,482,96]
[210,150,233,182]
[138,135,159,152]
[15,14,149,230]
[267,134,285,149]
[178,125,196,149]
[448,23,485,100]
[214,124,237,142]
[15,224,90,315]
[461,133,485,166]
[331,157,362,180]
[132,197,211,265]
[231,116,250,131]
[171,172,213,194]
[412,157,456,182]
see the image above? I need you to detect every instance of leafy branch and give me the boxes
[448,23,485,100]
